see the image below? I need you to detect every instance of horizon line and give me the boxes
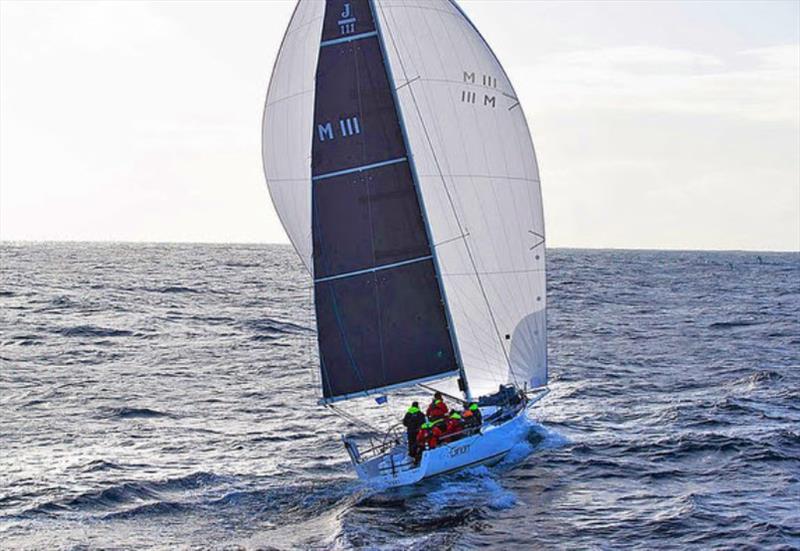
[0,238,797,254]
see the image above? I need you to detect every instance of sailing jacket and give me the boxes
[463,408,482,429]
[426,399,449,421]
[445,417,464,436]
[402,407,425,435]
[416,425,444,450]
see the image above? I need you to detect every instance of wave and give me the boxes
[55,325,133,338]
[730,370,784,389]
[709,320,764,329]
[145,286,200,294]
[18,472,228,518]
[77,460,125,473]
[5,334,44,346]
[103,407,172,419]
[102,500,187,520]
[244,318,313,338]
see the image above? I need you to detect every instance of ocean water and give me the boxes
[1,242,798,550]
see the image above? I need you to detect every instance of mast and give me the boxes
[368,0,472,403]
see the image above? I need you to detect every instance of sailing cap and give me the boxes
[469,403,479,411]
[450,412,462,419]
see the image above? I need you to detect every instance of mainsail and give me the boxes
[263,0,547,402]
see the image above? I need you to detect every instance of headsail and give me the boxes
[372,0,547,396]
[262,1,324,274]
[262,0,546,402]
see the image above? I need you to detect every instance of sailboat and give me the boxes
[261,0,548,487]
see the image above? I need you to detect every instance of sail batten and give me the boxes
[319,369,460,405]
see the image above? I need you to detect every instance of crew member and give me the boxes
[443,411,464,442]
[462,406,475,434]
[414,421,443,464]
[402,401,425,457]
[468,402,482,426]
[426,391,449,423]
[462,402,482,434]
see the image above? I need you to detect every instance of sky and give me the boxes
[1,0,798,251]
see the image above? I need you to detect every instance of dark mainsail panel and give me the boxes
[313,161,432,278]
[312,0,458,401]
[316,259,456,400]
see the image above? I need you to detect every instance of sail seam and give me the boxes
[320,30,378,47]
[314,255,433,283]
[417,173,539,183]
[311,156,407,181]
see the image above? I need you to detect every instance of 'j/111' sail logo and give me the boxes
[338,3,356,35]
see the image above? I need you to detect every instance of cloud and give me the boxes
[515,44,800,124]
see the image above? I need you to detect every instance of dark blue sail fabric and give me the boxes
[312,0,458,402]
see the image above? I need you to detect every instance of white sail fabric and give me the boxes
[372,0,547,397]
[261,0,324,275]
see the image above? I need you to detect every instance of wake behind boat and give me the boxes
[261,0,548,487]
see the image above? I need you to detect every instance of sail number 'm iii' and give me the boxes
[461,71,496,109]
[317,116,362,142]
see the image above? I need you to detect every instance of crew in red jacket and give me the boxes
[426,391,449,423]
[414,421,443,464]
[443,411,465,443]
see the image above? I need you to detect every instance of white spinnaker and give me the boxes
[374,0,547,397]
[262,0,323,275]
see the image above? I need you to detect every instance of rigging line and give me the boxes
[417,383,468,407]
[380,4,516,379]
[327,404,383,433]
[264,88,313,109]
[396,75,420,90]
[434,232,469,248]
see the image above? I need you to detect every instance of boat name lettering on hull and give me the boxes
[449,444,470,458]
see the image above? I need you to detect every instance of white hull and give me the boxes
[348,406,531,488]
